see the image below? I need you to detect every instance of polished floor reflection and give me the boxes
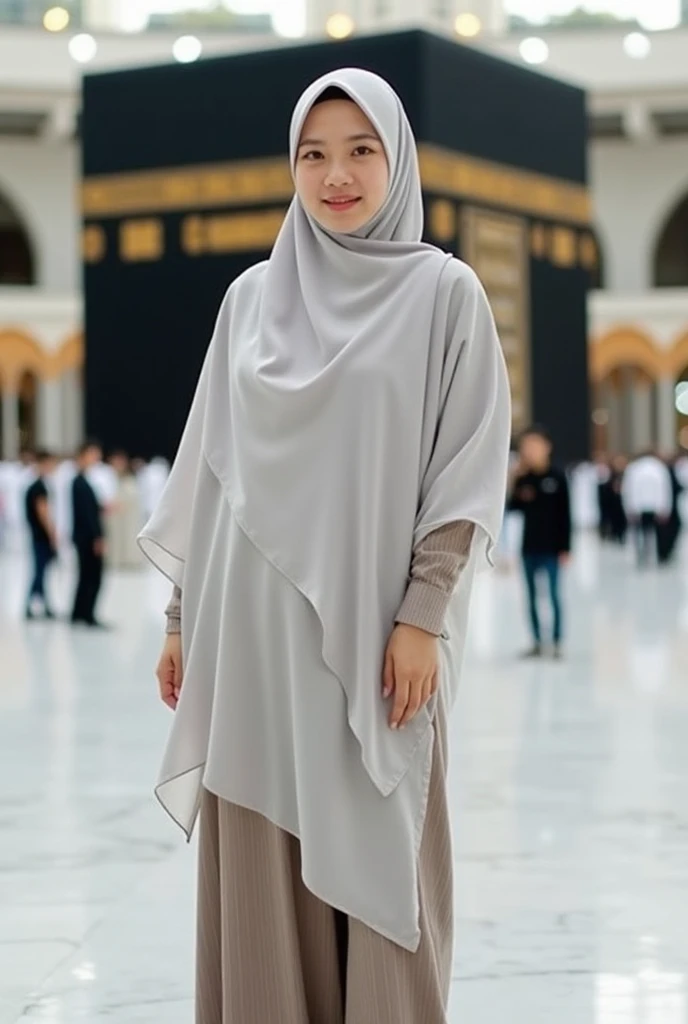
[1,533,687,1023]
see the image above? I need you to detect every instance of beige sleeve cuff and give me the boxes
[395,520,476,636]
[395,580,452,637]
[165,585,182,635]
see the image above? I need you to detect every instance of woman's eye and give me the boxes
[353,145,373,156]
[303,150,323,161]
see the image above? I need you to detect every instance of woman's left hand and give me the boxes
[383,624,439,730]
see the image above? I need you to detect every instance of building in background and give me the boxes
[1,0,688,456]
[305,0,506,36]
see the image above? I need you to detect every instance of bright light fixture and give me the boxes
[519,37,549,64]
[173,35,202,63]
[272,8,306,38]
[675,382,688,415]
[454,13,481,37]
[623,32,651,58]
[636,1,680,31]
[68,33,97,63]
[43,6,70,32]
[326,13,355,39]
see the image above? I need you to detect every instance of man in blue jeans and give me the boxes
[24,450,58,620]
[510,426,571,659]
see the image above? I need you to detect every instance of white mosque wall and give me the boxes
[590,290,688,351]
[590,137,688,294]
[0,137,80,292]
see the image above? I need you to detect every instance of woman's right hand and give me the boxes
[156,633,183,710]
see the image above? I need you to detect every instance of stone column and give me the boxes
[1,388,19,460]
[596,378,615,454]
[37,376,64,450]
[618,366,635,455]
[62,369,84,452]
[656,375,677,456]
[630,373,654,454]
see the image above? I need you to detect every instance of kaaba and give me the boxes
[81,30,593,463]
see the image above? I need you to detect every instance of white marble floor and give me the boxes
[1,533,687,1023]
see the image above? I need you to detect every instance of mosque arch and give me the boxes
[0,329,48,389]
[0,185,36,285]
[653,188,688,288]
[49,330,84,377]
[666,331,688,381]
[590,327,663,384]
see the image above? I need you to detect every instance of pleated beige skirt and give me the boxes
[195,713,453,1024]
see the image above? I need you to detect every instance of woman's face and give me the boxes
[294,99,390,234]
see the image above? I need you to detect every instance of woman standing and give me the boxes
[139,69,510,1023]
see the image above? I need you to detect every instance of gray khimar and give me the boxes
[138,68,511,951]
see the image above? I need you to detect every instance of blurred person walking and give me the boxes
[24,450,58,620]
[71,441,107,627]
[106,451,143,570]
[52,454,77,551]
[0,449,35,549]
[595,454,612,540]
[510,426,571,659]
[657,455,682,564]
[138,456,170,519]
[570,458,601,531]
[606,455,628,544]
[622,451,672,567]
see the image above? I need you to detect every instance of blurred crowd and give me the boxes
[1,438,683,635]
[569,449,687,566]
[499,446,687,572]
[0,444,170,623]
[500,433,685,658]
[0,445,169,558]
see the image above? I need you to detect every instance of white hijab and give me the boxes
[139,68,511,797]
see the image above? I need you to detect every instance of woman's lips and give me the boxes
[323,197,361,212]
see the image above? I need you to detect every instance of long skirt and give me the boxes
[195,715,453,1023]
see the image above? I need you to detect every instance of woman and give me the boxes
[139,68,510,1023]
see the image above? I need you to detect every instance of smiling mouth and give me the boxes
[323,197,361,211]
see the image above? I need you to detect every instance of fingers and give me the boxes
[160,683,178,711]
[389,678,410,730]
[382,652,394,699]
[384,630,440,729]
[391,673,438,730]
[156,653,181,711]
[420,674,435,710]
[397,678,426,730]
[171,651,184,690]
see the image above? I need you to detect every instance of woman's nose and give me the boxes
[324,161,354,186]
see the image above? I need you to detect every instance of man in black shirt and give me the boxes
[24,450,58,620]
[510,426,571,658]
[71,441,106,627]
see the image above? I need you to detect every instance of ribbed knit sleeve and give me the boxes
[164,585,182,635]
[395,520,475,636]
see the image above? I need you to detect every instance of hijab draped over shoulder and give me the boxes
[139,68,511,799]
